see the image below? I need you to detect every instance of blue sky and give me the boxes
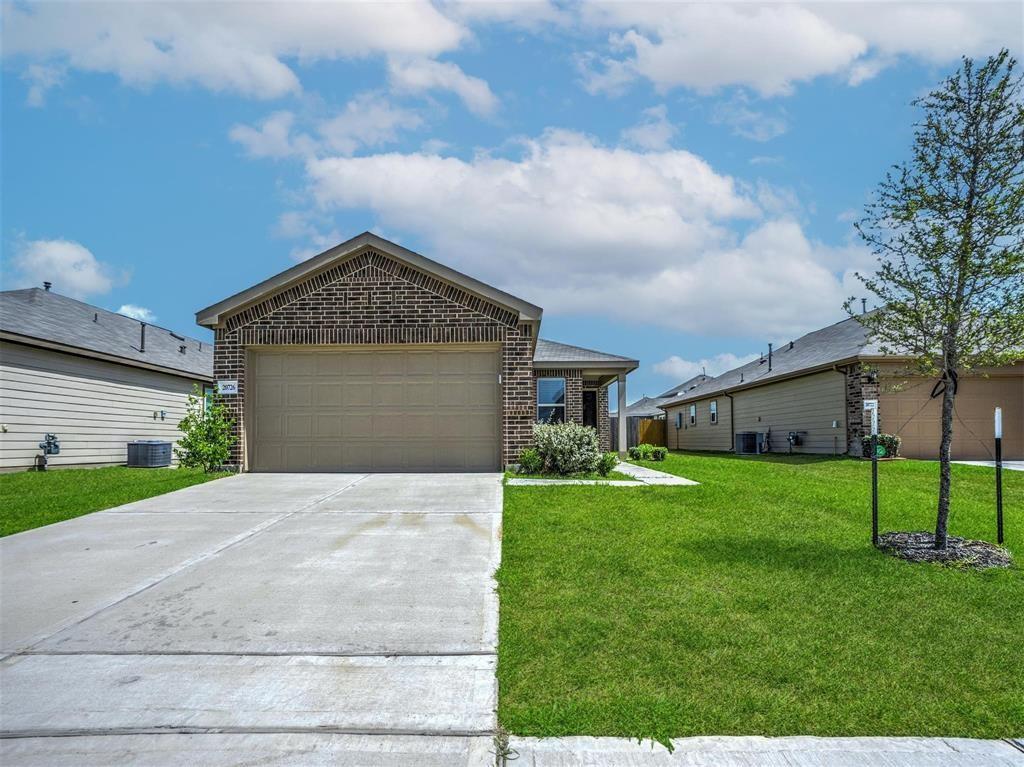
[2,1,1020,402]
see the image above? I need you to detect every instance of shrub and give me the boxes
[532,421,600,475]
[596,452,619,477]
[628,443,655,460]
[516,447,544,475]
[650,446,668,461]
[174,385,237,472]
[862,433,902,458]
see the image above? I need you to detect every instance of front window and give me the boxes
[689,404,696,425]
[537,377,566,423]
[710,400,718,424]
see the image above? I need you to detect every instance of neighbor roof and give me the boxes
[533,338,638,370]
[1,288,213,380]
[196,231,543,328]
[623,375,710,417]
[659,316,886,408]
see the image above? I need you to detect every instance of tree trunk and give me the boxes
[935,373,957,549]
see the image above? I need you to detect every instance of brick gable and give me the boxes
[213,247,535,468]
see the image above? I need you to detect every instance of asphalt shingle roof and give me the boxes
[0,288,213,380]
[534,338,638,368]
[623,375,710,417]
[660,316,885,408]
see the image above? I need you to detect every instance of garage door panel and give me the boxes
[251,347,500,472]
[286,383,312,407]
[343,383,373,407]
[342,414,373,438]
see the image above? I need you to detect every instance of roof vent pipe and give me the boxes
[789,340,794,350]
[768,343,773,372]
[861,298,867,315]
[43,281,52,292]
[140,322,146,353]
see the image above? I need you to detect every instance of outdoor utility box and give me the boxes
[127,440,172,468]
[735,432,758,455]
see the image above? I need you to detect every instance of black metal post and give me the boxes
[996,436,1004,545]
[871,433,879,546]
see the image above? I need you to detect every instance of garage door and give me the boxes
[880,372,1023,460]
[249,346,501,472]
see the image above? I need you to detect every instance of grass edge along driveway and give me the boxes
[496,452,1023,745]
[0,466,230,537]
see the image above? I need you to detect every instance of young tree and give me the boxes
[174,385,237,473]
[849,50,1024,549]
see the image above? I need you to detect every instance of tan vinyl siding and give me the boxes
[732,370,847,455]
[664,396,733,452]
[877,362,1023,460]
[0,340,202,470]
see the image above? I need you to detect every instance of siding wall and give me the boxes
[0,340,202,470]
[732,370,847,455]
[664,396,733,451]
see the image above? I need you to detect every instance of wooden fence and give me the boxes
[610,416,667,451]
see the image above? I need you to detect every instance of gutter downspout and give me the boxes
[724,391,735,453]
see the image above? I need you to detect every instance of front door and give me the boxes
[582,390,597,429]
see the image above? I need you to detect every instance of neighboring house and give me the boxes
[196,232,638,472]
[660,316,1022,460]
[613,375,710,449]
[0,287,213,470]
[624,375,711,419]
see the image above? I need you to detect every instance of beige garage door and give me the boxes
[249,346,501,472]
[880,372,1023,460]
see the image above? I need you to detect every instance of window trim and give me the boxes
[688,403,696,426]
[710,399,718,425]
[537,376,567,423]
[675,411,683,429]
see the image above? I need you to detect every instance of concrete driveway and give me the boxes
[1,472,503,766]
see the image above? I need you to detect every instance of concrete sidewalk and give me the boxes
[1,472,503,766]
[506,736,1024,766]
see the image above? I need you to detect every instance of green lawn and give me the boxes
[0,466,230,537]
[497,452,1024,744]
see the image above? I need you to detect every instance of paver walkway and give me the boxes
[1,472,502,765]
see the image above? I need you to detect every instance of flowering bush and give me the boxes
[532,421,600,475]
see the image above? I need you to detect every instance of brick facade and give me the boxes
[845,364,880,455]
[213,248,536,469]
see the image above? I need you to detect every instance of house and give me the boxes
[195,232,638,472]
[0,286,213,470]
[660,316,1022,460]
[612,375,710,449]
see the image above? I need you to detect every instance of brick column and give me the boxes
[597,386,611,452]
[845,365,880,455]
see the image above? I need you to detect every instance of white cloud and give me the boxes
[2,2,467,100]
[301,130,866,337]
[9,239,122,299]
[21,63,64,107]
[581,2,1021,97]
[750,155,783,166]
[440,0,569,29]
[713,95,788,142]
[654,352,760,382]
[318,94,424,155]
[229,111,311,159]
[230,95,424,159]
[388,57,499,117]
[117,304,156,322]
[620,104,678,150]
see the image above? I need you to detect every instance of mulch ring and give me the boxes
[877,531,1013,570]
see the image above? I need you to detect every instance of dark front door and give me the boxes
[582,390,597,429]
